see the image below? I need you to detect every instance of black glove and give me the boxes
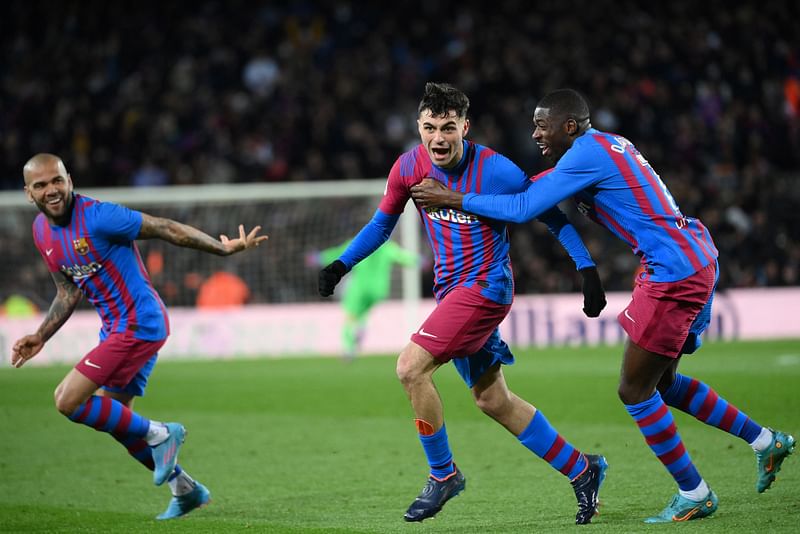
[318,260,348,297]
[579,266,606,318]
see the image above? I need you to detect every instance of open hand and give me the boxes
[220,225,268,255]
[410,178,464,210]
[11,333,44,368]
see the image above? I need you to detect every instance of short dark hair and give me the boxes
[418,82,469,119]
[537,89,590,122]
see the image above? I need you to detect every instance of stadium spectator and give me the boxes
[411,88,796,523]
[319,83,608,525]
[11,153,267,519]
[0,1,798,302]
[196,270,251,308]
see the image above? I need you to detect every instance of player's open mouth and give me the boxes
[538,144,550,156]
[431,147,449,159]
[46,197,63,209]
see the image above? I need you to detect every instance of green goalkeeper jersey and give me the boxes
[320,240,417,300]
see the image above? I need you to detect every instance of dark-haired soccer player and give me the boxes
[411,88,796,523]
[12,153,267,520]
[319,83,608,525]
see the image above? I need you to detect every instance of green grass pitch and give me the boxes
[1,339,798,533]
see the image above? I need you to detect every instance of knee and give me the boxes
[395,350,420,389]
[617,380,653,406]
[616,384,633,406]
[473,388,510,419]
[53,385,80,417]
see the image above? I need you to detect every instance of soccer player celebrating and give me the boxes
[12,153,267,520]
[319,83,608,525]
[410,88,796,523]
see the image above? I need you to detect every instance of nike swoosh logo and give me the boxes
[417,327,438,339]
[84,358,102,369]
[46,249,54,256]
[624,309,636,323]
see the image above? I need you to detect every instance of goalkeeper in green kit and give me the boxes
[310,239,418,359]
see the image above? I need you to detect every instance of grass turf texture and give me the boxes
[1,339,798,533]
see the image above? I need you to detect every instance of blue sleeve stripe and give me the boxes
[339,209,400,269]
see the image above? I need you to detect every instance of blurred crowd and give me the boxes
[2,0,799,306]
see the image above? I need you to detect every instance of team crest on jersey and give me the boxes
[73,237,90,255]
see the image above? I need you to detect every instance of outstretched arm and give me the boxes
[138,214,267,256]
[11,272,82,368]
[413,158,599,223]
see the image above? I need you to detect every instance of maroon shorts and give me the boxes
[618,262,716,358]
[410,284,511,362]
[75,331,166,388]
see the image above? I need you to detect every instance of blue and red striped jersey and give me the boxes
[462,129,718,282]
[32,194,169,341]
[380,143,520,304]
[358,141,593,304]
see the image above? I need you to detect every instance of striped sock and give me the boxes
[626,391,701,491]
[111,433,185,487]
[69,395,150,438]
[662,374,762,444]
[113,434,155,470]
[417,421,456,480]
[518,410,587,480]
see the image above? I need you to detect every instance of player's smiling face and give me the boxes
[418,109,469,169]
[532,107,573,164]
[24,159,74,225]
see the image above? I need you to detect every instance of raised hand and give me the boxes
[220,225,268,255]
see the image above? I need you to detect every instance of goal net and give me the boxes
[0,180,423,312]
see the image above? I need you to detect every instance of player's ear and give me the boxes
[23,185,34,203]
[565,118,578,136]
[462,118,470,137]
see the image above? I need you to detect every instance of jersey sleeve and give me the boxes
[536,207,595,270]
[334,155,412,270]
[377,158,412,215]
[462,141,604,223]
[482,153,531,194]
[90,201,144,241]
[338,210,400,270]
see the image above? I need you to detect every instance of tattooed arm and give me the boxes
[11,271,82,368]
[138,214,267,256]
